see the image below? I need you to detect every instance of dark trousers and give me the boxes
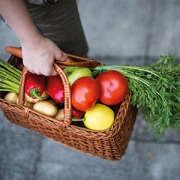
[25,0,89,57]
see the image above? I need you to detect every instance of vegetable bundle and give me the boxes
[0,58,21,93]
[0,55,179,137]
[92,55,180,137]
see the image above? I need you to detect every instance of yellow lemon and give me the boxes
[84,103,114,131]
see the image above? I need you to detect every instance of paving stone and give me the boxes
[130,141,180,180]
[34,139,136,180]
[0,130,43,180]
[34,139,180,180]
[132,114,180,143]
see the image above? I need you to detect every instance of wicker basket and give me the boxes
[0,55,137,161]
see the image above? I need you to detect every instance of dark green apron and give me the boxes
[25,0,88,57]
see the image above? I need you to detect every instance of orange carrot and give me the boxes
[5,46,73,63]
[5,46,22,58]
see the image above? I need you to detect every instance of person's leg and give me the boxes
[25,0,88,57]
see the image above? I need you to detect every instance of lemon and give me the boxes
[84,103,115,131]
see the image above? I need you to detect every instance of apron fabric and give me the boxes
[25,0,88,56]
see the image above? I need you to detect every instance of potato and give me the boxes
[47,99,58,108]
[25,91,49,103]
[24,101,34,108]
[55,109,64,120]
[33,101,58,117]
[4,92,18,104]
[25,93,39,103]
[17,98,34,108]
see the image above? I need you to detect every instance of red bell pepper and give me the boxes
[25,73,46,99]
[46,75,64,103]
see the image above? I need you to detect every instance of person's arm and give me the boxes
[0,0,67,75]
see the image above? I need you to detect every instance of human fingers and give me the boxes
[55,50,68,62]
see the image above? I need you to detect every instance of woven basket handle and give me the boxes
[53,63,72,125]
[5,46,102,67]
[18,63,72,126]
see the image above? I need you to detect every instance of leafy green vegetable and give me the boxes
[0,58,21,93]
[92,55,180,137]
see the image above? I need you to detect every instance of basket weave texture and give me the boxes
[0,55,137,161]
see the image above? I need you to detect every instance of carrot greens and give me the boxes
[92,55,180,137]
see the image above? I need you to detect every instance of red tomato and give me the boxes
[71,77,100,111]
[72,107,84,119]
[96,70,128,105]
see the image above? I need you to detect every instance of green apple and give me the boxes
[67,67,93,85]
[64,66,80,76]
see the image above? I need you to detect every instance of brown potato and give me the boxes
[25,91,49,103]
[54,109,64,120]
[16,98,34,108]
[33,101,58,117]
[4,92,18,104]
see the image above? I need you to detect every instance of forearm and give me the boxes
[0,0,67,76]
[0,0,41,45]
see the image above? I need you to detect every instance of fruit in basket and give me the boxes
[72,107,84,118]
[47,99,59,108]
[25,91,48,103]
[16,98,34,108]
[64,66,79,75]
[4,92,18,104]
[24,100,34,108]
[83,103,115,130]
[25,73,47,101]
[64,67,92,85]
[55,109,64,120]
[33,101,58,117]
[71,77,100,111]
[0,51,179,137]
[55,107,84,121]
[46,75,64,103]
[96,70,128,105]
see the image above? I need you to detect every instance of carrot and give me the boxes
[5,46,22,58]
[5,46,73,63]
[65,58,75,63]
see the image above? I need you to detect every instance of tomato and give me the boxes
[71,77,100,111]
[72,107,84,119]
[96,70,128,105]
